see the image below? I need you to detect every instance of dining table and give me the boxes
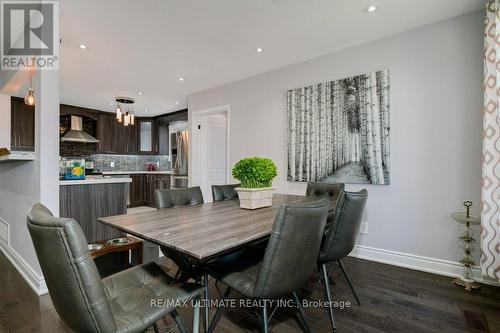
[98,194,307,262]
[98,193,310,333]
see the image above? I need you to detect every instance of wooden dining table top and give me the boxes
[98,194,307,261]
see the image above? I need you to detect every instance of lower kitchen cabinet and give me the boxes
[129,174,172,208]
[129,174,146,207]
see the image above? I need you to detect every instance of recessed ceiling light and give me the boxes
[256,47,263,53]
[178,77,184,81]
[79,44,87,49]
[364,5,378,14]
[175,101,180,104]
[138,92,143,95]
[144,109,148,113]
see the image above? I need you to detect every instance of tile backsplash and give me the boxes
[90,154,170,171]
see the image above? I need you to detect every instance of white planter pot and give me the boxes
[235,187,276,209]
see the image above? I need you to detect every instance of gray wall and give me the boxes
[188,12,484,264]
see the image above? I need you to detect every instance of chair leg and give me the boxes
[292,292,312,333]
[203,274,210,333]
[171,310,188,333]
[338,260,361,306]
[208,287,232,333]
[322,264,337,332]
[261,304,269,333]
[152,323,160,333]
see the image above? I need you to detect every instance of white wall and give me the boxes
[188,12,484,268]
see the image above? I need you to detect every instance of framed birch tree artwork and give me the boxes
[286,69,390,185]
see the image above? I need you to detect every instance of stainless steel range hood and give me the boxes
[61,116,99,143]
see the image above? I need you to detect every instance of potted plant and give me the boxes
[232,157,278,209]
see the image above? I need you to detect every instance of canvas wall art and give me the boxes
[286,69,390,185]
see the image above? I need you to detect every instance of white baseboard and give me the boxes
[350,245,500,287]
[0,239,48,295]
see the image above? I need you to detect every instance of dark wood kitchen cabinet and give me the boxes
[137,118,157,155]
[96,113,138,154]
[11,97,35,151]
[96,113,117,153]
[129,174,145,207]
[124,124,138,154]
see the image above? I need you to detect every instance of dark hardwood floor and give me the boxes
[1,250,499,333]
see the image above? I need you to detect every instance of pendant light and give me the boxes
[116,103,122,122]
[130,108,135,125]
[24,72,36,106]
[124,108,130,126]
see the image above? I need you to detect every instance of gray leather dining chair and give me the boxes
[211,184,240,202]
[317,189,368,332]
[205,198,330,333]
[27,203,203,333]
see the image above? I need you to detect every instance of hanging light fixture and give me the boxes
[24,72,36,106]
[116,103,122,122]
[114,97,135,126]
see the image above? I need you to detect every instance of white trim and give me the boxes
[0,239,48,295]
[190,104,231,188]
[350,245,500,287]
[0,217,9,245]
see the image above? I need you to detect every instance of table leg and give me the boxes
[192,295,201,333]
[203,274,209,333]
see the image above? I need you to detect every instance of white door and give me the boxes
[199,113,227,202]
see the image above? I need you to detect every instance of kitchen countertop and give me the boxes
[60,177,132,186]
[102,171,176,175]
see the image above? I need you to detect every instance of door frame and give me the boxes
[190,104,231,189]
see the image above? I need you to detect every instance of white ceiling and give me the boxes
[57,0,482,116]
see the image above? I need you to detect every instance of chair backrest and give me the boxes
[155,186,204,209]
[27,203,116,333]
[319,189,368,264]
[306,182,345,230]
[306,182,344,209]
[253,198,330,299]
[211,184,240,202]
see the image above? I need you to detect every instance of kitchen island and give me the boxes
[60,177,132,242]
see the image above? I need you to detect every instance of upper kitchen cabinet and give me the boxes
[11,97,35,152]
[97,113,119,153]
[96,112,138,154]
[137,118,156,154]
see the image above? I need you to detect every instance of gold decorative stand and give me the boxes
[451,201,481,291]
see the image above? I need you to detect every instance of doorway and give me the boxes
[191,105,230,202]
